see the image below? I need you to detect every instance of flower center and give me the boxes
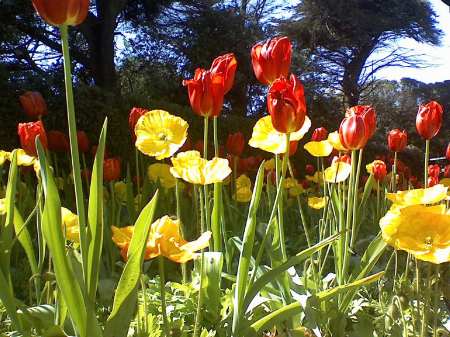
[158,133,168,142]
[424,236,433,249]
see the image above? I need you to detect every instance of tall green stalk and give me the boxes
[59,25,87,278]
[424,140,430,188]
[159,256,170,337]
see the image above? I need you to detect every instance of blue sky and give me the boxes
[374,0,450,83]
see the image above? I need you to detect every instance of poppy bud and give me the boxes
[129,107,148,142]
[77,131,90,153]
[428,164,440,179]
[226,132,245,157]
[305,164,315,175]
[427,176,439,187]
[416,101,443,140]
[338,114,366,150]
[19,91,48,119]
[183,68,225,118]
[388,129,408,152]
[32,0,90,26]
[47,130,70,153]
[267,74,307,133]
[311,127,328,142]
[210,53,238,94]
[17,121,48,156]
[104,158,121,182]
[445,143,450,161]
[346,105,376,144]
[251,36,292,85]
[444,165,450,178]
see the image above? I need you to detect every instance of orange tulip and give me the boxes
[210,53,237,94]
[416,101,443,140]
[32,0,90,26]
[19,91,48,119]
[267,74,307,133]
[17,121,48,156]
[251,36,292,85]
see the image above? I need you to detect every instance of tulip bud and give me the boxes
[47,130,70,153]
[427,176,439,187]
[210,53,238,94]
[338,114,366,150]
[226,132,245,157]
[416,101,443,140]
[104,158,121,182]
[32,0,90,26]
[129,107,148,141]
[311,127,328,141]
[17,121,48,156]
[372,161,387,182]
[183,68,225,118]
[445,143,450,161]
[388,129,407,152]
[19,91,48,119]
[77,131,90,154]
[428,164,440,179]
[346,105,376,144]
[267,74,307,133]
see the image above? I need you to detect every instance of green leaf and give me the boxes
[243,233,340,312]
[86,119,107,303]
[17,305,55,331]
[36,141,101,337]
[231,161,265,336]
[198,252,223,321]
[104,191,159,337]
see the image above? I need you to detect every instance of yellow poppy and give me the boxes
[114,181,127,203]
[308,196,328,209]
[380,204,450,264]
[135,110,188,160]
[283,177,304,197]
[306,171,323,185]
[170,151,231,185]
[112,216,211,263]
[234,175,252,202]
[304,141,333,157]
[0,151,9,166]
[264,158,276,171]
[249,115,311,154]
[147,163,177,189]
[61,207,80,243]
[15,149,36,166]
[327,131,347,152]
[386,184,447,207]
[324,162,352,183]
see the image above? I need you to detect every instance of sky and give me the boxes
[375,0,450,83]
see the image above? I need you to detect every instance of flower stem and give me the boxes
[193,186,205,337]
[420,263,432,337]
[175,179,187,284]
[158,256,170,337]
[277,133,290,261]
[59,25,87,278]
[424,140,430,187]
[212,117,222,252]
[203,117,210,232]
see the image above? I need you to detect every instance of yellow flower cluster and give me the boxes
[380,185,450,264]
[112,216,211,263]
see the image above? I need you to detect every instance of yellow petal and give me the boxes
[135,110,188,160]
[61,207,80,243]
[148,163,177,188]
[0,151,10,166]
[236,174,252,189]
[308,196,328,209]
[386,184,448,206]
[111,226,134,248]
[324,162,352,183]
[14,149,36,166]
[0,198,6,215]
[234,187,253,202]
[249,115,311,154]
[327,131,347,152]
[306,171,323,185]
[304,141,333,157]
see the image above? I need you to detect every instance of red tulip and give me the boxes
[372,161,387,182]
[305,164,315,175]
[210,53,238,94]
[346,105,376,143]
[17,121,48,156]
[416,101,443,140]
[183,68,225,118]
[47,130,70,153]
[428,164,440,179]
[77,131,90,153]
[251,36,292,85]
[338,114,366,150]
[311,127,328,141]
[444,165,450,178]
[445,143,450,161]
[267,74,307,133]
[387,129,407,152]
[32,0,90,26]
[226,132,245,157]
[19,91,48,119]
[104,158,121,182]
[427,176,439,187]
[129,107,148,141]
